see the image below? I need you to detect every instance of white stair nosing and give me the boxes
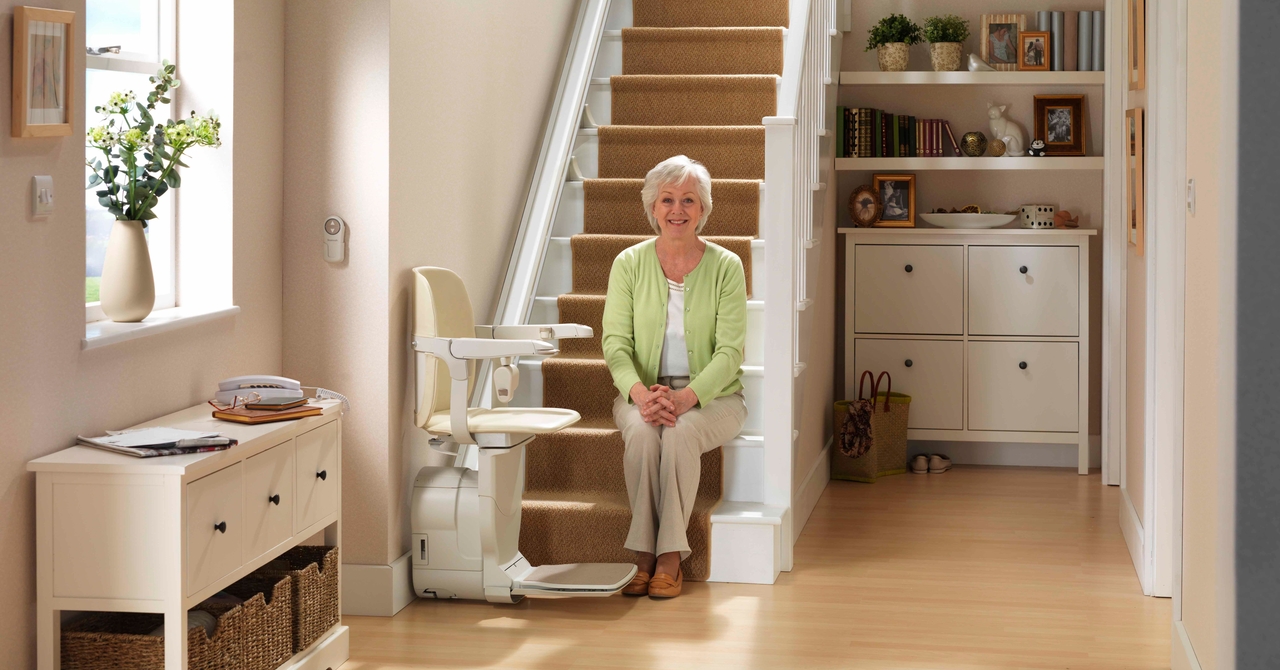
[710,501,786,525]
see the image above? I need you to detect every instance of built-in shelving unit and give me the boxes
[836,156,1104,171]
[839,71,1106,86]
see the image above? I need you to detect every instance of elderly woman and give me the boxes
[602,155,748,598]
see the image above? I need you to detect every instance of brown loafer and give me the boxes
[622,571,651,596]
[647,568,683,598]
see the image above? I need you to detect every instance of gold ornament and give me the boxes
[988,138,1007,157]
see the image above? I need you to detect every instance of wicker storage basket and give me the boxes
[253,545,340,653]
[832,371,911,483]
[61,606,240,670]
[224,574,296,670]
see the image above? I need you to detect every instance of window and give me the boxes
[84,0,175,321]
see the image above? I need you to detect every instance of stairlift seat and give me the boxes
[425,406,581,437]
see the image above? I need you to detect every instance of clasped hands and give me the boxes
[630,382,698,427]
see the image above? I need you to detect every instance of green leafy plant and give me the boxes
[865,14,923,51]
[923,14,971,44]
[85,60,221,226]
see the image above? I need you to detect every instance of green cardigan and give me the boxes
[601,238,747,406]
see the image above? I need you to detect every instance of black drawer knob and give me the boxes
[214,521,227,534]
[904,264,913,273]
[316,470,328,481]
[904,359,913,368]
[1019,361,1028,370]
[1019,265,1028,274]
[269,494,281,506]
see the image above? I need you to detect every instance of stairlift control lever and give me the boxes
[323,216,346,263]
[494,357,519,404]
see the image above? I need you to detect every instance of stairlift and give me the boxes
[408,267,638,602]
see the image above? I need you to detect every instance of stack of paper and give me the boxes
[77,427,237,458]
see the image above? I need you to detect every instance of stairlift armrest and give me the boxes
[413,336,558,361]
[481,324,594,340]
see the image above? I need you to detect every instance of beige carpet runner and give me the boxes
[519,0,785,582]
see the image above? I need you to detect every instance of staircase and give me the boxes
[488,0,842,584]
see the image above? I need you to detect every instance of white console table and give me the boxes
[839,228,1096,473]
[28,401,349,670]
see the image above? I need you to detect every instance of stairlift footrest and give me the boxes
[507,560,638,598]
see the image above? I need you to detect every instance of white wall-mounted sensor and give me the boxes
[323,216,346,262]
[31,175,54,218]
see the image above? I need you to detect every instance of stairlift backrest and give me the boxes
[412,267,477,430]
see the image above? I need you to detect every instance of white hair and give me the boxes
[640,155,713,234]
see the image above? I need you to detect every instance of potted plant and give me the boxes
[86,61,221,322]
[865,14,922,72]
[924,14,971,72]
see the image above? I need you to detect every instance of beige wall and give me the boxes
[1182,0,1226,664]
[0,0,285,663]
[284,0,576,564]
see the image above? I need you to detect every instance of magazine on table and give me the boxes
[76,427,237,458]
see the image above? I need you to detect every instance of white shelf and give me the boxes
[836,156,1104,171]
[839,71,1106,86]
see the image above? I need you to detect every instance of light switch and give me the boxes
[31,175,54,218]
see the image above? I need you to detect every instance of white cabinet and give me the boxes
[29,402,348,670]
[841,229,1094,473]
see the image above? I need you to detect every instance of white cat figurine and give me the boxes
[987,102,1027,156]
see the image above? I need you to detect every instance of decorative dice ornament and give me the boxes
[1027,139,1048,157]
[1021,204,1056,229]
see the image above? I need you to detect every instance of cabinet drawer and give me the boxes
[244,440,295,562]
[968,342,1079,432]
[854,338,963,430]
[187,463,243,596]
[296,421,339,532]
[854,245,963,334]
[969,246,1079,336]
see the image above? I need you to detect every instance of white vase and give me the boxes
[100,220,156,322]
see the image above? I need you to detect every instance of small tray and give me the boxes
[918,213,1018,229]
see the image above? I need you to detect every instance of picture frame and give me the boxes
[871,174,915,227]
[1128,0,1146,91]
[1034,94,1088,156]
[980,14,1026,71]
[11,6,76,138]
[1126,107,1145,256]
[1018,31,1051,71]
[847,184,883,227]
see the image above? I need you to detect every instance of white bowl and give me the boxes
[918,213,1018,229]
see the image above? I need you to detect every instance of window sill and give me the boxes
[83,305,240,350]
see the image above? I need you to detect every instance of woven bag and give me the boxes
[832,371,911,482]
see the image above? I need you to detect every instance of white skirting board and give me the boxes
[1172,621,1205,670]
[793,437,833,544]
[907,435,1102,469]
[280,626,349,670]
[341,551,414,616]
[1119,487,1150,595]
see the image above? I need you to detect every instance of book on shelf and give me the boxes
[1065,11,1079,71]
[858,108,872,157]
[943,121,961,157]
[836,106,845,157]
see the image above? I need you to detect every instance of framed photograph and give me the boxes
[1034,94,1088,156]
[1128,0,1147,90]
[1126,107,1145,256]
[872,174,915,227]
[847,184,883,227]
[11,6,76,138]
[1018,31,1051,71]
[981,14,1026,71]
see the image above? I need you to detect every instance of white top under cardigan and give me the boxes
[658,278,691,377]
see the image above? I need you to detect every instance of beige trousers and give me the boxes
[613,376,747,559]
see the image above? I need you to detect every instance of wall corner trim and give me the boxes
[793,437,833,544]
[341,551,414,617]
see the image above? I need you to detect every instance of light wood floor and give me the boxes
[342,467,1171,669]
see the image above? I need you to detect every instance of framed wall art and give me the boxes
[1128,0,1146,90]
[980,14,1026,71]
[1126,107,1145,256]
[872,174,915,227]
[1034,94,1088,156]
[1018,31,1050,71]
[11,6,76,138]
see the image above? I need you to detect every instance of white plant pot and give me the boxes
[876,43,910,72]
[100,220,156,323]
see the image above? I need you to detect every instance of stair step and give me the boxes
[610,75,777,126]
[583,178,760,237]
[707,501,786,584]
[632,0,789,28]
[568,234,756,296]
[622,27,784,76]
[597,125,765,179]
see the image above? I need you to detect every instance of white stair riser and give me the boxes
[530,297,766,367]
[573,133,598,179]
[536,237,767,301]
[586,82,612,126]
[722,441,764,503]
[708,522,780,583]
[604,0,632,31]
[593,36,622,80]
[511,359,764,435]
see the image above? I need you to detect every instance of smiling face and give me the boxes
[651,176,705,242]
